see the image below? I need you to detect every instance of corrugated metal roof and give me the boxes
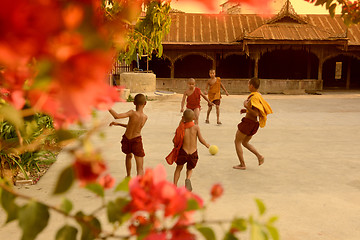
[163,13,360,45]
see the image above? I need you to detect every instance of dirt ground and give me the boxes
[1,92,360,240]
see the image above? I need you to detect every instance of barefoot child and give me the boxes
[166,109,210,191]
[109,93,148,177]
[205,69,229,125]
[233,78,272,170]
[180,78,213,125]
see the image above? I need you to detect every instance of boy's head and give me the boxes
[209,69,216,78]
[248,77,260,91]
[187,78,196,90]
[134,93,146,106]
[182,109,195,123]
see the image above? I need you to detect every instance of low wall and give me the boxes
[119,72,156,93]
[156,78,323,94]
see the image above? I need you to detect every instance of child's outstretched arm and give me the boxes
[200,91,214,106]
[109,122,127,127]
[221,82,229,96]
[204,81,209,95]
[109,109,132,119]
[197,126,210,148]
[180,93,186,112]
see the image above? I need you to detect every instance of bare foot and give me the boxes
[217,121,222,125]
[205,119,210,124]
[233,165,246,170]
[258,156,265,166]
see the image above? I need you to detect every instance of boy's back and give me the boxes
[182,125,199,154]
[124,110,147,139]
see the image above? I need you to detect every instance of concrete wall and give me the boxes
[156,78,322,94]
[120,72,156,93]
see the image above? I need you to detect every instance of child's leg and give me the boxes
[206,105,212,123]
[233,130,247,170]
[193,108,200,125]
[186,168,193,180]
[174,164,184,186]
[134,155,144,176]
[215,105,221,124]
[242,136,264,165]
[125,153,133,177]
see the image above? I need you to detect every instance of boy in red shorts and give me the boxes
[166,109,210,191]
[109,93,148,177]
[233,78,273,170]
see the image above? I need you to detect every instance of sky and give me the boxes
[170,0,339,15]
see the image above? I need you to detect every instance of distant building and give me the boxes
[138,0,360,93]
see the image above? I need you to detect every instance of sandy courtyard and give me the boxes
[1,92,360,239]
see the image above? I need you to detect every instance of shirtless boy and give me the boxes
[233,78,272,170]
[205,69,229,125]
[109,94,148,176]
[171,109,210,191]
[180,78,213,125]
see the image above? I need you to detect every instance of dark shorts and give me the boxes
[237,118,260,136]
[121,135,145,157]
[175,148,198,170]
[208,99,220,107]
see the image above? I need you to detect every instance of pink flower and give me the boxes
[210,183,224,202]
[98,174,115,189]
[128,165,203,223]
[144,232,167,240]
[73,151,107,187]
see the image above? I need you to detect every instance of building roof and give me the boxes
[163,1,360,46]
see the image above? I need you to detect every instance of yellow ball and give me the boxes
[209,145,218,155]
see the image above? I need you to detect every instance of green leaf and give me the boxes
[325,0,334,9]
[53,166,75,195]
[329,3,337,18]
[186,199,201,211]
[255,199,266,216]
[267,216,278,224]
[250,222,265,240]
[196,225,216,240]
[231,218,247,232]
[0,105,24,130]
[0,187,19,223]
[18,201,49,240]
[314,0,328,6]
[60,197,73,214]
[266,225,280,240]
[107,198,131,224]
[114,177,130,192]
[75,211,101,240]
[55,129,77,142]
[85,183,104,198]
[223,232,238,240]
[56,225,78,240]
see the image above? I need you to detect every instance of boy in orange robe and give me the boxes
[166,109,210,191]
[233,78,273,170]
[205,69,229,125]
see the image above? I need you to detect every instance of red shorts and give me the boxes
[208,99,220,107]
[121,135,145,157]
[175,148,198,170]
[237,118,259,136]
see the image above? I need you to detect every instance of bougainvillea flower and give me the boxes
[210,183,224,202]
[73,151,107,186]
[98,174,116,189]
[144,232,167,240]
[170,228,196,240]
[128,165,203,222]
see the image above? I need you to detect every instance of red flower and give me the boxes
[98,174,115,189]
[210,183,224,202]
[73,151,107,186]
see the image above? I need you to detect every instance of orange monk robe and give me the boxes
[248,92,273,128]
[165,121,195,165]
[208,77,221,102]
